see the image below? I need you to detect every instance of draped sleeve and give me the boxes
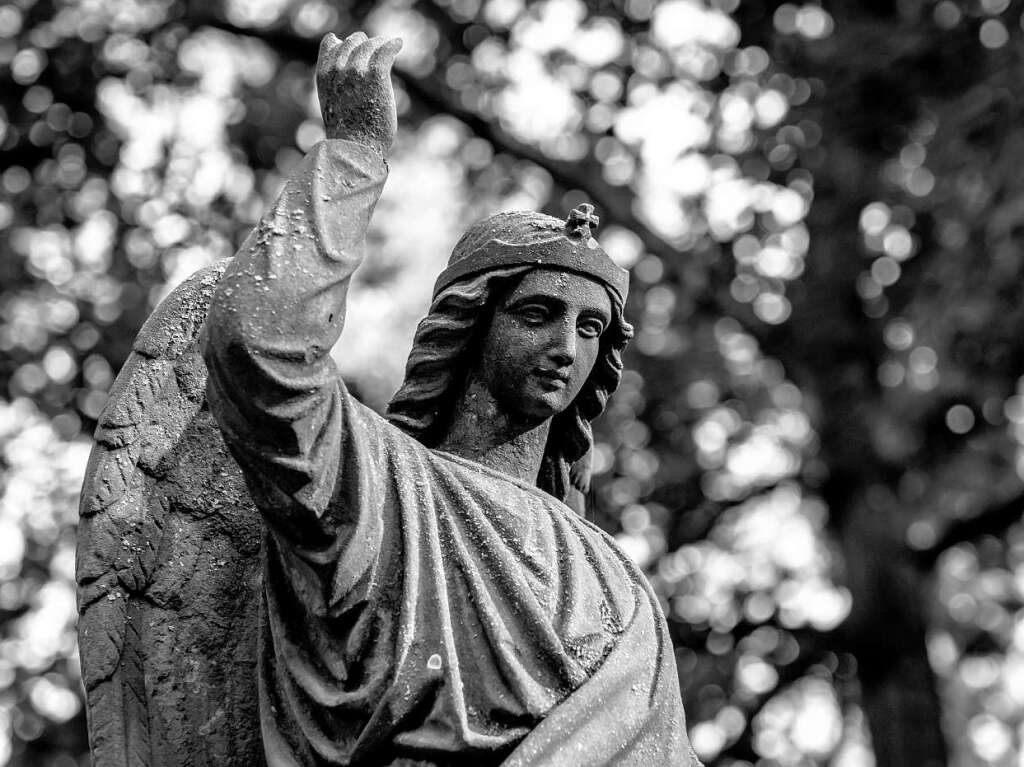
[197,139,698,767]
[201,139,387,532]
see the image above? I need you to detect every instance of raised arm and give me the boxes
[202,33,402,523]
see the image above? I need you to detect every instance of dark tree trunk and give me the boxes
[835,490,947,766]
[739,0,963,753]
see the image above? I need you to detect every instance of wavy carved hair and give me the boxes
[385,266,633,509]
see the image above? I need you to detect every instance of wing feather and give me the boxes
[95,355,175,449]
[77,260,263,766]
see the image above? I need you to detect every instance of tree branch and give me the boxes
[916,489,1024,567]
[398,75,662,244]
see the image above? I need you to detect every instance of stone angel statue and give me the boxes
[77,31,700,767]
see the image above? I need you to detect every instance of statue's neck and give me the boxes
[437,376,550,484]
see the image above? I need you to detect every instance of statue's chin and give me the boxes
[485,371,577,425]
[508,388,571,424]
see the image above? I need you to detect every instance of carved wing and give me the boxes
[76,262,264,766]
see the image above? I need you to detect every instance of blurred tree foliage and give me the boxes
[2,0,1024,764]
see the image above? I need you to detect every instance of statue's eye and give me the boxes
[578,318,605,339]
[518,305,549,325]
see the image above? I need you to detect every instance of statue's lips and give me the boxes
[534,368,569,390]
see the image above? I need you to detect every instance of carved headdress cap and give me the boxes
[432,205,630,303]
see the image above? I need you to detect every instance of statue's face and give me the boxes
[473,268,613,422]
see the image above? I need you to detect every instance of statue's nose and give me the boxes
[548,323,577,367]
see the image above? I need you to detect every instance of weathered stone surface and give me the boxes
[78,30,699,767]
[77,264,263,767]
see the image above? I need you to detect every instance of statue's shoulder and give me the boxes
[344,390,428,453]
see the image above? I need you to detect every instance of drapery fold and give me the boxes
[203,140,699,766]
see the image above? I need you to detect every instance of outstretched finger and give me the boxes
[318,32,340,56]
[369,37,403,74]
[334,31,368,67]
[317,32,340,70]
[317,31,360,74]
[348,36,380,72]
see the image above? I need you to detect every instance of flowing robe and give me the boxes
[201,140,699,766]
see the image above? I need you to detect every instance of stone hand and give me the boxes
[316,32,403,157]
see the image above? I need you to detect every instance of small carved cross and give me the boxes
[568,204,600,233]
